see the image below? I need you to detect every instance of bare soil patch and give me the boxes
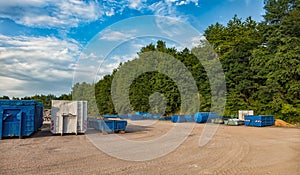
[0,122,299,175]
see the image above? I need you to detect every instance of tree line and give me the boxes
[94,0,300,122]
[1,0,299,123]
[0,94,71,109]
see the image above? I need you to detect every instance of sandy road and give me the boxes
[0,121,299,175]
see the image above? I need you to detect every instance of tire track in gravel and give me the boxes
[212,136,255,175]
[1,122,299,175]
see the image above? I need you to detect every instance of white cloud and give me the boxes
[175,0,199,6]
[146,1,202,40]
[105,8,115,17]
[99,29,135,41]
[166,0,178,2]
[0,0,103,28]
[0,34,81,97]
[0,76,25,96]
[149,1,175,16]
[177,1,186,6]
[0,0,46,7]
[80,53,98,60]
[0,0,200,29]
[110,54,136,63]
[128,0,147,10]
[190,35,205,48]
[94,54,137,81]
[148,1,189,23]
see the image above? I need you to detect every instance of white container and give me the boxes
[51,100,87,135]
[238,110,254,120]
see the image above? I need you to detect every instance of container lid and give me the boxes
[0,100,43,107]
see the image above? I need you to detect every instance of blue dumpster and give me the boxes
[145,114,161,119]
[159,116,171,120]
[115,120,127,131]
[127,114,139,120]
[184,114,194,122]
[245,115,274,127]
[194,112,219,123]
[87,118,127,133]
[0,100,43,139]
[103,115,119,119]
[135,112,148,115]
[101,120,115,132]
[118,114,128,119]
[172,114,197,123]
[171,115,186,123]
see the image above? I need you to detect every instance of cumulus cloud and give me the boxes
[149,1,173,16]
[190,35,206,48]
[148,1,192,23]
[73,52,137,84]
[0,34,81,97]
[0,0,202,97]
[105,8,115,17]
[175,0,199,6]
[110,54,136,63]
[0,0,201,29]
[127,0,147,10]
[0,0,103,28]
[99,29,135,41]
[94,54,137,81]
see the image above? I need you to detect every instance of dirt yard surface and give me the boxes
[1,121,299,175]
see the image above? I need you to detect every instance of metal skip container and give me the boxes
[88,118,127,133]
[194,112,219,123]
[51,100,87,135]
[0,100,43,139]
[244,115,274,127]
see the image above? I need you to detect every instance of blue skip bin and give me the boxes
[88,118,127,133]
[103,115,119,119]
[0,100,43,139]
[115,120,127,131]
[171,115,186,123]
[171,115,194,123]
[245,115,274,127]
[128,114,140,120]
[135,111,148,115]
[146,114,161,120]
[194,112,219,123]
[118,114,128,119]
[184,115,194,122]
[159,116,172,120]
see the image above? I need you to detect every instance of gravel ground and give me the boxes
[0,121,299,175]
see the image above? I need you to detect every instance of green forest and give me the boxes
[1,0,299,123]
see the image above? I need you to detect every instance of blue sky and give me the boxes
[0,0,265,97]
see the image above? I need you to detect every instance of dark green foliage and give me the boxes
[2,94,72,109]
[95,75,116,115]
[94,0,299,122]
[26,94,57,108]
[204,15,262,115]
[129,72,181,115]
[72,82,99,116]
[86,0,300,123]
[108,42,203,115]
[0,96,10,99]
[2,0,299,122]
[249,0,300,123]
